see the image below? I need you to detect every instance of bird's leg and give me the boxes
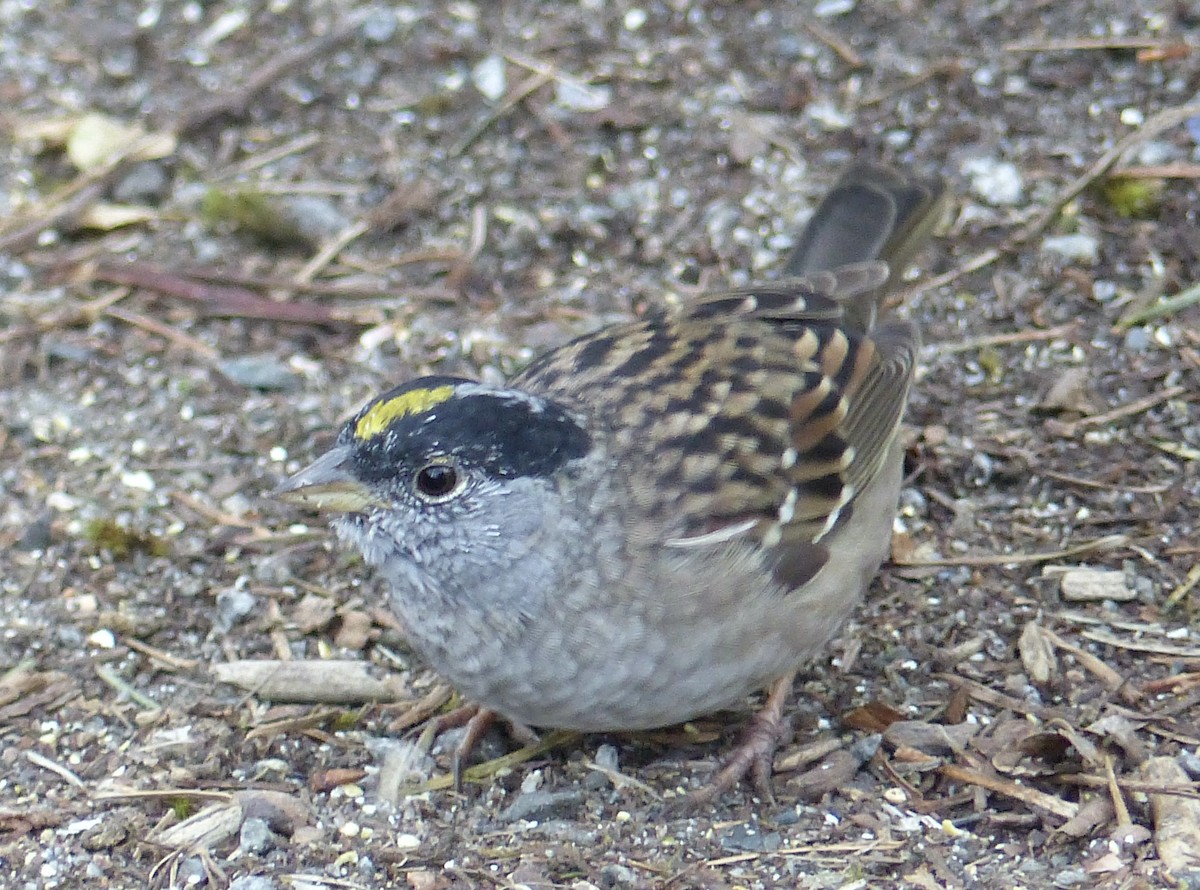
[450,706,495,791]
[682,670,797,807]
[420,703,538,790]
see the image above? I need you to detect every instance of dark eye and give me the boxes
[415,463,460,500]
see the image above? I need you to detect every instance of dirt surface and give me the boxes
[3,2,1200,888]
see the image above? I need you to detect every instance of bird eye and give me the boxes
[415,462,461,500]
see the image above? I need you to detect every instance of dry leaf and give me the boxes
[787,749,863,799]
[292,592,336,633]
[883,719,979,756]
[1037,365,1096,415]
[66,112,174,171]
[332,609,374,650]
[77,202,158,231]
[842,700,906,733]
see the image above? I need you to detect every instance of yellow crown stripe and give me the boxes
[355,385,455,439]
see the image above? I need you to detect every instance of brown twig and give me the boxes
[1081,630,1200,659]
[1049,772,1200,801]
[1040,626,1130,696]
[85,259,459,299]
[1036,468,1171,495]
[176,12,373,136]
[1004,36,1184,53]
[88,262,352,325]
[1105,755,1134,829]
[939,762,1079,819]
[935,674,1062,722]
[1164,565,1200,611]
[909,102,1200,296]
[104,305,221,359]
[1113,163,1200,179]
[450,68,555,157]
[930,322,1080,355]
[1014,103,1200,243]
[1048,385,1188,437]
[0,181,109,255]
[894,533,1128,568]
[121,637,201,671]
[802,20,863,68]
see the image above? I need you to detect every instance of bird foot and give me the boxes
[677,671,797,809]
[418,703,537,790]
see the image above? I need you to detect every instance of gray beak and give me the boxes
[274,445,377,513]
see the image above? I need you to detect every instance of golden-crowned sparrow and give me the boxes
[277,164,945,801]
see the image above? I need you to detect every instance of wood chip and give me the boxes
[309,767,369,794]
[212,659,412,703]
[939,763,1080,820]
[1141,756,1200,879]
[1059,567,1136,602]
[774,734,847,773]
[1058,794,1116,839]
[1037,365,1096,415]
[883,720,979,756]
[1018,621,1058,684]
[1041,626,1129,696]
[842,700,906,733]
[1081,631,1200,659]
[332,609,374,650]
[787,750,865,800]
[291,593,337,633]
[1087,714,1148,766]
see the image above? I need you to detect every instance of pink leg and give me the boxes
[425,704,537,790]
[681,670,797,808]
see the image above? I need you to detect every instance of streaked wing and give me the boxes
[512,270,916,549]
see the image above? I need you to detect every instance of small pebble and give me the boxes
[623,8,647,30]
[177,856,208,885]
[814,0,855,16]
[393,833,421,851]
[554,80,611,113]
[499,789,584,823]
[219,354,301,391]
[120,470,155,492]
[599,864,639,886]
[215,588,258,631]
[472,55,506,102]
[88,628,116,649]
[718,821,783,853]
[962,157,1024,206]
[360,8,398,43]
[16,515,53,551]
[230,877,278,890]
[593,743,619,771]
[1042,233,1099,265]
[239,817,275,855]
[113,161,169,203]
[1123,326,1152,352]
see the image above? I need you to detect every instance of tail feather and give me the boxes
[782,164,946,329]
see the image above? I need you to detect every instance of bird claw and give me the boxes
[676,671,797,809]
[418,703,537,791]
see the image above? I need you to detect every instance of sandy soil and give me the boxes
[2,2,1199,887]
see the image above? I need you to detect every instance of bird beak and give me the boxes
[274,445,377,513]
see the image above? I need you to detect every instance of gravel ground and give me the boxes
[2,2,1199,888]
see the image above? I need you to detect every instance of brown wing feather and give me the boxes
[513,274,916,549]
